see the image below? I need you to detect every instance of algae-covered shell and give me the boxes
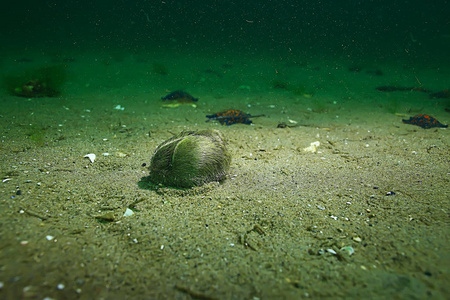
[149,129,231,188]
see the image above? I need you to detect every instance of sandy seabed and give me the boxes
[0,48,448,299]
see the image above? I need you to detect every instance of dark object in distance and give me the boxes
[429,89,450,99]
[161,90,198,102]
[277,122,299,128]
[3,65,66,98]
[402,114,448,129]
[152,63,168,75]
[348,66,362,72]
[386,191,396,196]
[366,69,383,76]
[376,86,431,93]
[206,109,264,125]
[16,58,33,63]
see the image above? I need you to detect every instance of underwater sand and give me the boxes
[0,48,449,299]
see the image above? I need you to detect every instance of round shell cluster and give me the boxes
[148,129,231,188]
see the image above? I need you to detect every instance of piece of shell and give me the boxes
[353,236,362,242]
[123,208,134,217]
[327,248,337,255]
[340,246,355,255]
[84,153,96,163]
[116,151,128,158]
[303,141,320,153]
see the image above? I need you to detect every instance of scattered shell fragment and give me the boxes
[116,151,128,158]
[327,248,337,255]
[340,246,355,255]
[84,153,96,163]
[353,236,362,242]
[123,208,134,217]
[162,103,197,108]
[303,141,320,153]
